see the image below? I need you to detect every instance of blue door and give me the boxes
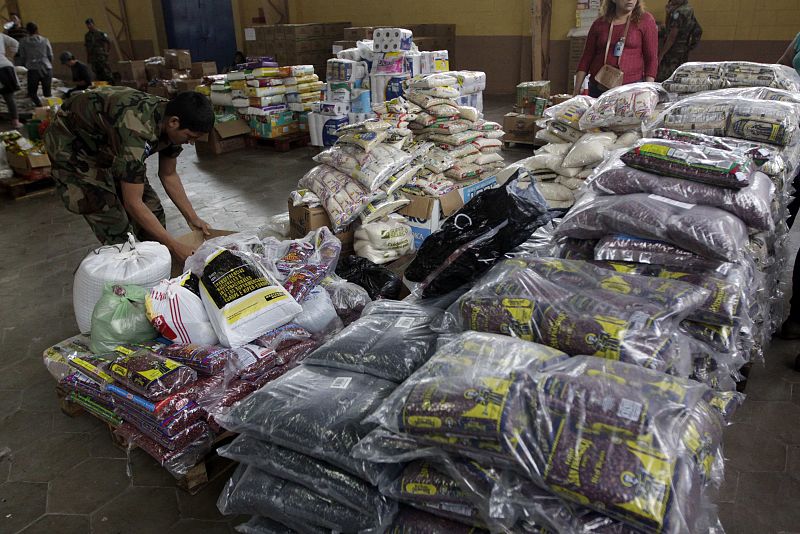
[162,0,237,72]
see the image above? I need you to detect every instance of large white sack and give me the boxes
[73,235,171,334]
[145,272,219,345]
[293,286,342,337]
[200,248,301,348]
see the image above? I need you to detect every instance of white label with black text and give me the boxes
[330,376,352,389]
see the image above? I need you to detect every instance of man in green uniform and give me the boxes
[84,17,112,83]
[44,88,214,263]
[657,0,702,82]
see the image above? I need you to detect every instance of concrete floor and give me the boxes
[0,97,799,533]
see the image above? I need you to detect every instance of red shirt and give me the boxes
[577,12,659,84]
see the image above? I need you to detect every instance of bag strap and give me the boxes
[603,14,633,66]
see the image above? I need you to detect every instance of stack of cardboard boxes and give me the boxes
[140,49,218,98]
[333,24,455,65]
[502,81,551,146]
[245,23,351,77]
[117,60,148,90]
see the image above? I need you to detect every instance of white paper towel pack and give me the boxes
[337,47,361,62]
[309,112,348,147]
[421,51,450,74]
[373,28,413,51]
[350,89,372,113]
[370,73,410,104]
[210,91,233,106]
[327,59,368,82]
[328,87,351,103]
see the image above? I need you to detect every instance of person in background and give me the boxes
[0,32,21,128]
[574,0,659,97]
[84,17,112,83]
[59,51,92,98]
[224,50,246,73]
[44,88,214,262]
[4,13,27,44]
[778,31,800,78]
[18,22,52,107]
[656,0,702,82]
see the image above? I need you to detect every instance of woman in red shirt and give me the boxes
[574,0,659,97]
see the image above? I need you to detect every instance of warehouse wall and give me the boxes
[16,0,161,80]
[271,0,800,95]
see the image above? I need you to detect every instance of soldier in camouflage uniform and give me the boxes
[44,87,215,262]
[84,18,112,83]
[657,0,702,82]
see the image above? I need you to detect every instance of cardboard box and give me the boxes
[120,80,146,90]
[250,111,298,139]
[343,26,374,40]
[400,175,497,248]
[158,66,192,80]
[175,78,202,92]
[32,107,50,120]
[514,97,547,117]
[164,49,192,69]
[412,37,436,51]
[324,22,351,37]
[195,119,251,155]
[147,84,171,99]
[145,63,160,80]
[117,60,147,82]
[190,61,217,77]
[332,40,358,53]
[172,229,234,276]
[287,202,354,255]
[7,151,51,178]
[516,80,551,106]
[502,112,540,142]
[283,23,317,40]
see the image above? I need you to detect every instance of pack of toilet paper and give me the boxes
[373,28,413,52]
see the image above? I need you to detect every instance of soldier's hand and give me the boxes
[187,216,211,236]
[171,242,196,265]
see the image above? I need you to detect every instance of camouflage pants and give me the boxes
[90,59,113,83]
[657,48,690,82]
[81,181,166,245]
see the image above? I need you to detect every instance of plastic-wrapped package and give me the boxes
[537,182,575,208]
[547,119,583,143]
[320,274,372,325]
[562,132,617,168]
[359,193,411,224]
[579,82,668,130]
[588,160,774,232]
[234,516,301,534]
[155,344,230,376]
[114,421,214,477]
[337,130,389,152]
[620,139,754,189]
[297,165,374,231]
[60,371,114,407]
[218,435,395,523]
[216,364,398,484]
[146,272,219,346]
[336,255,402,300]
[313,143,414,191]
[554,193,749,262]
[217,465,379,531]
[43,334,100,382]
[405,172,550,298]
[663,61,800,93]
[355,215,415,260]
[592,234,729,272]
[532,356,731,533]
[365,331,567,464]
[107,347,197,401]
[252,323,313,350]
[385,506,490,534]
[115,401,205,441]
[543,95,595,128]
[293,285,343,337]
[429,131,481,147]
[448,259,698,373]
[423,147,456,173]
[304,300,440,383]
[89,284,158,354]
[644,95,800,146]
[200,248,301,348]
[290,189,321,208]
[184,232,265,276]
[416,86,460,99]
[381,461,485,526]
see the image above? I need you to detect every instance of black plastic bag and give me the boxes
[336,255,402,300]
[405,171,550,297]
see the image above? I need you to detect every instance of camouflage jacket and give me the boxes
[46,87,182,191]
[665,4,702,53]
[84,28,109,61]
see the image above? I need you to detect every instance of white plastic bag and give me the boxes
[146,272,219,345]
[73,234,171,334]
[562,132,618,168]
[294,285,343,337]
[355,215,415,258]
[200,248,301,347]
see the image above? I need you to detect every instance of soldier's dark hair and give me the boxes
[166,92,214,133]
[85,18,94,25]
[26,22,37,35]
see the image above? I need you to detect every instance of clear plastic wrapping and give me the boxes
[446,258,700,373]
[588,158,774,232]
[313,143,414,192]
[320,274,372,325]
[303,300,440,383]
[384,506,490,533]
[592,234,729,272]
[662,61,800,94]
[579,82,669,130]
[107,348,197,401]
[554,193,749,262]
[114,421,214,477]
[620,139,754,189]
[297,164,376,231]
[404,172,550,297]
[217,465,380,532]
[216,364,398,485]
[543,95,595,128]
[335,255,403,300]
[644,94,800,146]
[155,344,231,376]
[218,435,396,525]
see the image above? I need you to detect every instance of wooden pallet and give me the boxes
[502,138,542,150]
[58,388,236,495]
[0,175,55,200]
[253,131,311,152]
